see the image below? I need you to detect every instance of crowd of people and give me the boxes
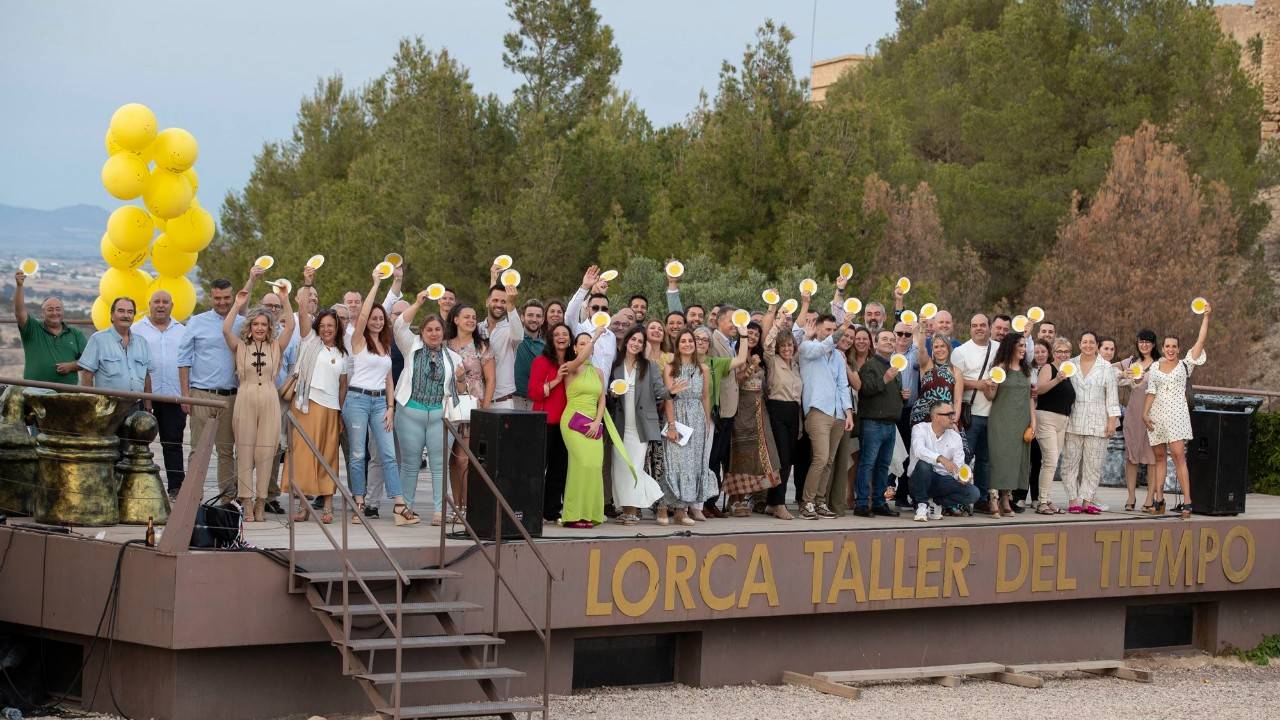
[12,256,1213,527]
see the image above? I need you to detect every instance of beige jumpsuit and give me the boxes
[233,341,282,499]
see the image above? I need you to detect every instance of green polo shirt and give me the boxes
[19,315,87,384]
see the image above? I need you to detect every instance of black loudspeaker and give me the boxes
[1187,408,1250,515]
[467,408,547,538]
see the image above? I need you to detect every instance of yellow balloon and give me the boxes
[150,213,166,232]
[142,169,193,219]
[182,167,198,194]
[99,267,150,308]
[166,204,215,252]
[110,104,158,152]
[106,205,154,251]
[149,275,196,321]
[100,232,149,270]
[91,296,111,331]
[150,234,198,276]
[151,128,198,172]
[101,153,149,200]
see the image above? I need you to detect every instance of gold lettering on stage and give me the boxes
[804,540,835,604]
[1222,526,1255,584]
[915,537,943,599]
[1197,528,1220,584]
[1130,529,1154,588]
[1031,532,1055,593]
[1056,532,1077,590]
[996,534,1028,593]
[586,549,613,616]
[944,537,970,597]
[1095,530,1122,588]
[868,538,892,601]
[1118,529,1131,587]
[1155,528,1194,587]
[664,545,697,611]
[613,548,660,618]
[826,540,867,605]
[700,543,737,611]
[892,538,915,599]
[739,544,779,608]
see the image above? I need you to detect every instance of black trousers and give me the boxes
[705,415,735,509]
[543,424,568,521]
[1014,439,1042,504]
[894,406,914,505]
[765,400,802,507]
[152,402,187,493]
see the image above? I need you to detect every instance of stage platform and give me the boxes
[2,486,1278,720]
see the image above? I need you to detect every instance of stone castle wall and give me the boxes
[1216,1,1280,139]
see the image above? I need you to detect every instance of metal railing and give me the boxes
[440,416,555,719]
[283,412,410,718]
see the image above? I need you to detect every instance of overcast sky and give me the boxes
[0,0,897,211]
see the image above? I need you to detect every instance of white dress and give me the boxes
[611,366,666,509]
[1145,350,1206,445]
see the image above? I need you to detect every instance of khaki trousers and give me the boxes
[189,389,237,498]
[802,409,844,506]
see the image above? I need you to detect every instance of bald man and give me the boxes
[135,290,189,496]
[13,269,86,384]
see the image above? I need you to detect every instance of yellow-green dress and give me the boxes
[560,367,630,524]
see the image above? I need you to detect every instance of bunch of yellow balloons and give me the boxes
[96,102,212,328]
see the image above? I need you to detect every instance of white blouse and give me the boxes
[308,346,348,410]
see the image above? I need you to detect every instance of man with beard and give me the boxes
[513,299,545,411]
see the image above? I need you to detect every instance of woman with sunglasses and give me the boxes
[1119,329,1160,512]
[1143,303,1211,519]
[392,290,464,525]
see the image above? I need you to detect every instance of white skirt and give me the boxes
[612,429,665,509]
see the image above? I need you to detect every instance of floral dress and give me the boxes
[911,364,956,424]
[450,339,491,406]
[661,363,719,508]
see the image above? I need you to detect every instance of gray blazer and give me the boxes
[607,359,669,443]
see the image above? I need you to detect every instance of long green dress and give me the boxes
[560,367,630,524]
[987,366,1031,491]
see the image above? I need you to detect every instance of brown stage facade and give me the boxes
[1,499,1278,719]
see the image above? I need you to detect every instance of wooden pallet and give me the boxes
[787,658,1151,699]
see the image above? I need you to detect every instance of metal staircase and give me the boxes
[283,414,555,719]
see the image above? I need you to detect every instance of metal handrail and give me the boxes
[440,416,554,719]
[0,376,230,408]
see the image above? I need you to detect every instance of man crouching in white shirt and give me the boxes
[908,402,980,521]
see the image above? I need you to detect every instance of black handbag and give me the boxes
[189,497,243,549]
[959,342,994,430]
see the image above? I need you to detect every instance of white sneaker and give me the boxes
[928,503,942,520]
[914,504,929,522]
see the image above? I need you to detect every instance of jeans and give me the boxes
[342,392,401,500]
[394,403,446,511]
[765,399,802,507]
[151,401,187,493]
[855,418,897,507]
[963,415,991,496]
[909,464,981,508]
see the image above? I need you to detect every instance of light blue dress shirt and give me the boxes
[133,317,186,396]
[899,343,921,408]
[277,326,299,388]
[797,334,852,419]
[79,327,152,392]
[177,309,243,390]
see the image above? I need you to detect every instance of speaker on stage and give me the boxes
[466,408,546,538]
[1187,407,1250,515]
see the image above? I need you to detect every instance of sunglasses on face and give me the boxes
[896,331,912,337]
[589,305,608,312]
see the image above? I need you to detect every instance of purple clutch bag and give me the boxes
[567,411,600,438]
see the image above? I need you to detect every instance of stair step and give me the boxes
[299,568,461,583]
[319,601,483,617]
[358,667,526,684]
[378,700,544,718]
[343,634,505,651]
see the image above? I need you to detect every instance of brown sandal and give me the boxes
[351,499,364,525]
[394,503,421,526]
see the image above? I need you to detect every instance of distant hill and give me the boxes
[0,204,109,257]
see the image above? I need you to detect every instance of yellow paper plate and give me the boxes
[591,311,611,328]
[1060,360,1077,378]
[610,379,629,395]
[600,269,619,282]
[254,255,275,270]
[384,252,403,267]
[665,260,684,278]
[761,288,780,305]
[268,278,292,296]
[890,353,908,371]
[493,254,513,269]
[1027,305,1045,323]
[901,310,918,324]
[500,269,521,287]
[959,465,973,482]
[1191,297,1208,315]
[731,309,750,328]
[780,298,799,315]
[1130,364,1144,380]
[799,278,818,295]
[843,297,862,315]
[306,254,325,269]
[426,283,445,300]
[1011,314,1028,333]
[18,258,38,275]
[990,366,1007,384]
[375,261,395,279]
[920,303,938,320]
[838,262,853,279]
[896,276,911,294]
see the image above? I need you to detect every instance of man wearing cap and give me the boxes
[13,269,85,384]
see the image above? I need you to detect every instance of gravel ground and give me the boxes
[25,654,1280,720]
